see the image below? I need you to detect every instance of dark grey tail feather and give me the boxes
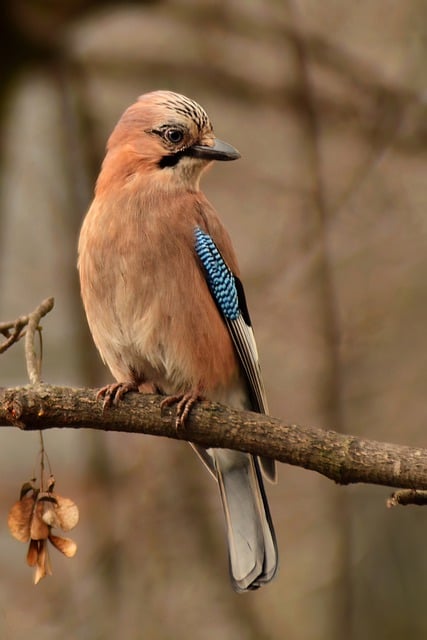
[213,449,278,592]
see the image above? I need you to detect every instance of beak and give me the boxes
[188,138,241,161]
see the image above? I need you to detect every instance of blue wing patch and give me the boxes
[194,228,274,479]
[194,227,240,320]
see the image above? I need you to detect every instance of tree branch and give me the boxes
[0,384,426,494]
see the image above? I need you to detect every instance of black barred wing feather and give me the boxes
[194,227,276,482]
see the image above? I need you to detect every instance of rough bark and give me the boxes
[0,384,425,493]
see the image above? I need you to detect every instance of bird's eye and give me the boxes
[164,128,184,144]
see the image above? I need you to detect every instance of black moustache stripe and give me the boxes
[158,148,189,168]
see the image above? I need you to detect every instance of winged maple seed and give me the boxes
[7,476,79,584]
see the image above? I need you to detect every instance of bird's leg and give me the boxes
[161,390,202,428]
[96,382,138,408]
[137,382,158,394]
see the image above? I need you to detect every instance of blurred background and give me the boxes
[1,1,427,638]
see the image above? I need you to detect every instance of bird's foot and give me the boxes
[161,391,202,428]
[96,382,138,409]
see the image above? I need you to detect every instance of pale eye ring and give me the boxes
[165,127,184,144]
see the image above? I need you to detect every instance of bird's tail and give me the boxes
[213,449,278,592]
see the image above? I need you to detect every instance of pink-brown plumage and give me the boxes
[78,91,277,591]
[79,189,241,397]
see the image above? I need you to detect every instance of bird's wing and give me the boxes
[194,227,276,482]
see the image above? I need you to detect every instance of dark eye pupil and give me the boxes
[166,129,183,144]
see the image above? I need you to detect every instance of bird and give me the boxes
[78,90,278,592]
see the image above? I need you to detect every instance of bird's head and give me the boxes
[99,90,240,193]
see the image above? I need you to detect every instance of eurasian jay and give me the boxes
[78,90,278,592]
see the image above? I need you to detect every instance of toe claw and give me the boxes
[161,391,202,428]
[96,382,137,408]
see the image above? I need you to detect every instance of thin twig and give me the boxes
[387,489,427,508]
[22,298,54,383]
[0,317,27,354]
[0,298,54,362]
